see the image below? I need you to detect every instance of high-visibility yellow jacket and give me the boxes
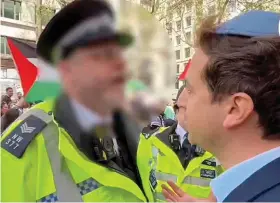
[138,126,224,202]
[1,100,154,202]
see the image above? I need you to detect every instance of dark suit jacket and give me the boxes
[224,157,280,202]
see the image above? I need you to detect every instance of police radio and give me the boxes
[101,137,117,160]
[92,137,106,162]
[194,145,205,156]
[169,134,181,151]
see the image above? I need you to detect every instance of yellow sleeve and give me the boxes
[1,120,38,202]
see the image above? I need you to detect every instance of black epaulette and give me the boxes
[141,126,160,139]
[1,114,49,158]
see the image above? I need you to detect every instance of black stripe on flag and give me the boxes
[8,37,37,58]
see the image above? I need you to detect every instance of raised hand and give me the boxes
[162,181,217,202]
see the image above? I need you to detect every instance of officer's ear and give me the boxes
[57,58,74,75]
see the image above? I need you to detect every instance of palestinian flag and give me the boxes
[7,37,61,102]
[179,59,191,81]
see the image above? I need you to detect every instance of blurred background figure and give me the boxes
[1,102,9,116]
[164,103,175,120]
[1,108,20,133]
[12,97,30,115]
[1,87,13,107]
[17,92,23,100]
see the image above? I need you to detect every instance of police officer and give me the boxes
[1,0,154,201]
[144,86,185,131]
[140,86,224,201]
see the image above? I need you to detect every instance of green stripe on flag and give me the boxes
[26,81,61,102]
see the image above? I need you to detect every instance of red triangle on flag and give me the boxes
[7,38,38,96]
[179,59,191,81]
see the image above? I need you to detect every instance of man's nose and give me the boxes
[177,88,188,107]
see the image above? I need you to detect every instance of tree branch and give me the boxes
[217,0,230,23]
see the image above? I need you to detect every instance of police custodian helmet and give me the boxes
[37,0,133,64]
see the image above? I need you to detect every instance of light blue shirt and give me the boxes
[70,99,118,154]
[70,99,111,132]
[175,124,187,145]
[210,146,280,202]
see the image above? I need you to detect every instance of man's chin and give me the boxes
[105,93,126,109]
[187,133,196,145]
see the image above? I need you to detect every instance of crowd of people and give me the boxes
[0,87,42,133]
[1,0,279,202]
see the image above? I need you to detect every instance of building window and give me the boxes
[185,47,190,58]
[1,0,21,20]
[185,32,191,42]
[140,0,152,7]
[185,16,191,27]
[0,36,10,55]
[177,64,180,73]
[166,22,172,35]
[175,77,179,89]
[176,21,181,31]
[228,0,236,12]
[176,50,180,60]
[208,5,216,15]
[40,6,56,26]
[184,62,187,69]
[186,3,191,12]
[176,35,181,45]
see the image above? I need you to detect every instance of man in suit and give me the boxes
[162,10,280,202]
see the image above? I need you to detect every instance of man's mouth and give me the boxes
[113,75,126,85]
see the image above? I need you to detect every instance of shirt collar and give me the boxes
[175,123,187,145]
[210,146,280,202]
[70,99,111,132]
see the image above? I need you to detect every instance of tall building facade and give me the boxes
[154,0,240,98]
[0,0,59,95]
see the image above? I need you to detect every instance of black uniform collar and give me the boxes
[53,94,142,163]
[54,94,98,161]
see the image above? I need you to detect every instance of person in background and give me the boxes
[162,10,280,202]
[12,97,30,115]
[164,104,175,120]
[1,87,13,107]
[1,108,20,133]
[17,92,22,100]
[141,86,223,202]
[1,102,9,116]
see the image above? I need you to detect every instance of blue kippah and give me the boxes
[216,10,280,37]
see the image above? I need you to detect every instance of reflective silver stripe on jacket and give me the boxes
[42,120,83,202]
[183,176,211,187]
[155,192,166,201]
[155,171,178,183]
[20,108,101,201]
[23,108,82,202]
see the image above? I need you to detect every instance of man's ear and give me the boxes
[223,93,254,129]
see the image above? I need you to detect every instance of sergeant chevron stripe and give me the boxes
[20,122,36,133]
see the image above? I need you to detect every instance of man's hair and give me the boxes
[196,16,280,137]
[6,87,12,92]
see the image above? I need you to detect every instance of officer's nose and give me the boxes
[113,53,126,72]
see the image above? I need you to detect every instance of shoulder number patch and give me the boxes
[202,159,217,167]
[200,169,216,179]
[1,115,47,158]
